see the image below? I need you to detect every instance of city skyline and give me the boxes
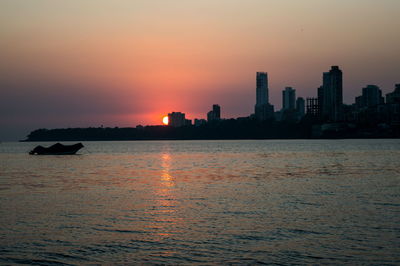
[1,0,400,140]
[2,63,400,139]
[1,2,399,264]
[150,66,397,125]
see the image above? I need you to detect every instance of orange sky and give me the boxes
[1,0,400,139]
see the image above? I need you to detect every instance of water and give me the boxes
[0,140,399,264]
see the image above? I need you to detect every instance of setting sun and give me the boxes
[162,116,169,125]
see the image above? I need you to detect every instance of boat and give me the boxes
[29,143,84,155]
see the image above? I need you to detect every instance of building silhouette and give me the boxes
[282,87,296,110]
[194,119,206,126]
[296,97,305,118]
[207,104,221,122]
[385,84,400,123]
[355,85,384,109]
[256,72,268,106]
[321,66,343,121]
[168,112,186,127]
[317,86,324,117]
[306,97,320,117]
[255,72,274,120]
[386,84,400,104]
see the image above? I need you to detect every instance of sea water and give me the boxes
[0,140,399,264]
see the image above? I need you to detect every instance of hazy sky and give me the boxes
[1,0,399,140]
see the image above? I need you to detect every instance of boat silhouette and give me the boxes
[29,143,84,155]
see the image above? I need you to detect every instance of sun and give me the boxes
[162,115,169,125]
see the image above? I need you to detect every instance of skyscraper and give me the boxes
[296,97,305,117]
[212,104,221,120]
[282,87,296,110]
[255,72,274,120]
[207,104,221,122]
[322,66,343,121]
[256,72,268,106]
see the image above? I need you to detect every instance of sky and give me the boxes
[1,0,399,140]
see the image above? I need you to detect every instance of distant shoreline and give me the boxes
[19,137,400,142]
[21,120,400,142]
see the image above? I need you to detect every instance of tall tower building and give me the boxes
[282,87,296,110]
[256,72,268,106]
[255,72,274,121]
[296,97,305,117]
[322,66,343,121]
[212,104,221,120]
[207,104,221,122]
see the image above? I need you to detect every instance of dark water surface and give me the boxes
[1,140,399,264]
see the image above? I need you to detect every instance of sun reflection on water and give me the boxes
[161,153,174,187]
[150,151,182,239]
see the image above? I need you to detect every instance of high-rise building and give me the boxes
[386,84,400,104]
[355,85,384,109]
[207,104,221,122]
[296,97,305,117]
[321,66,343,121]
[306,97,320,117]
[385,84,400,122]
[255,72,274,120]
[255,104,274,121]
[282,87,296,110]
[213,104,221,119]
[317,86,324,117]
[207,111,213,122]
[256,72,268,106]
[168,112,186,127]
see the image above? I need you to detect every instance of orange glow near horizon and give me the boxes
[2,0,400,141]
[162,116,169,125]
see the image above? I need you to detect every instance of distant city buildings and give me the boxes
[277,87,306,121]
[168,105,221,128]
[304,66,344,122]
[256,72,268,106]
[296,97,305,118]
[282,87,296,110]
[386,84,400,104]
[164,68,399,130]
[194,119,207,127]
[279,87,303,122]
[207,104,221,122]
[321,66,343,121]
[385,84,400,122]
[306,97,320,118]
[317,86,324,116]
[168,112,191,127]
[255,72,274,120]
[355,85,384,109]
